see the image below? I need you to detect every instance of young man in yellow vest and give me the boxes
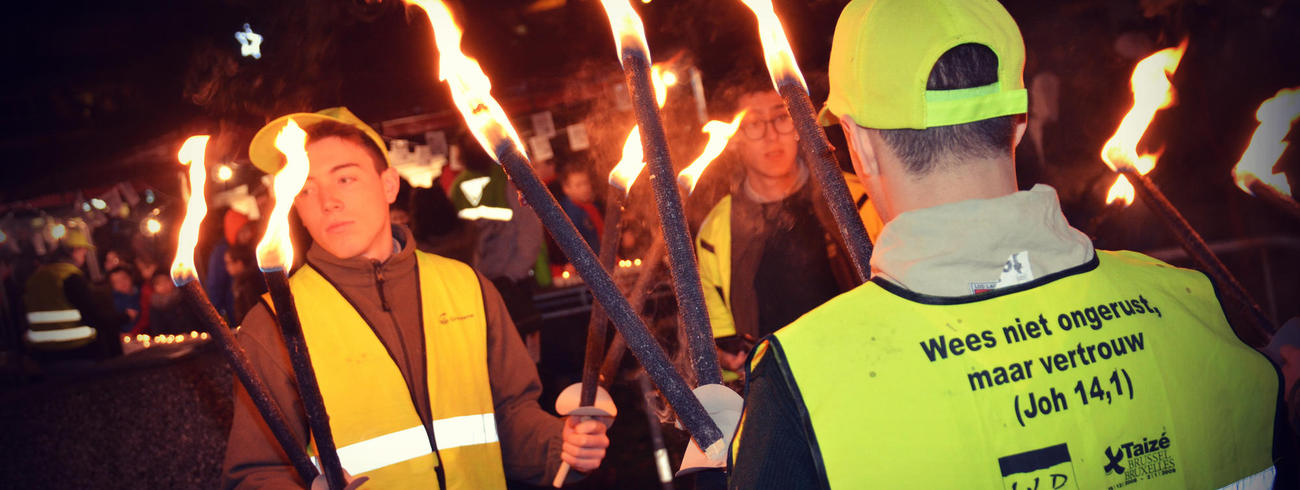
[728,1,1295,488]
[696,73,883,380]
[222,107,610,489]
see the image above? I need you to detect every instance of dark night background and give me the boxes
[1,0,1298,488]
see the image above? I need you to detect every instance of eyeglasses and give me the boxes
[740,114,795,140]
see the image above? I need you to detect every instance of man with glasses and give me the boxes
[695,75,883,380]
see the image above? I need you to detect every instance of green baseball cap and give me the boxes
[819,0,1028,130]
[249,106,389,174]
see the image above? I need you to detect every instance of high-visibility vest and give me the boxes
[287,251,506,489]
[23,262,97,350]
[696,172,884,339]
[747,250,1279,489]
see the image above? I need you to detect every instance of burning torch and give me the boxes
[256,120,348,490]
[169,135,320,484]
[1231,87,1300,223]
[598,0,725,389]
[739,0,874,282]
[405,0,725,470]
[1100,42,1274,341]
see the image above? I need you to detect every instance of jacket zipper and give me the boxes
[372,260,392,312]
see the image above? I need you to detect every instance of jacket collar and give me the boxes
[303,224,418,288]
[869,184,1094,297]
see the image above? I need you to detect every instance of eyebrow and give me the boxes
[330,162,363,174]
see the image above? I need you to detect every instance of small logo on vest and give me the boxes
[998,443,1079,490]
[439,312,475,325]
[1101,431,1175,487]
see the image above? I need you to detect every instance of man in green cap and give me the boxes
[223,107,609,489]
[728,0,1292,488]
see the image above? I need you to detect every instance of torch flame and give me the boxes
[407,0,527,159]
[740,0,807,91]
[169,135,210,285]
[255,119,310,271]
[608,65,672,194]
[1101,41,1187,206]
[599,0,650,66]
[1232,87,1299,198]
[609,126,646,194]
[678,110,748,195]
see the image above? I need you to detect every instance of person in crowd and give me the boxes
[224,107,609,488]
[22,230,126,358]
[409,184,476,265]
[729,1,1294,488]
[557,167,603,252]
[107,266,143,334]
[223,244,264,324]
[144,272,199,335]
[696,71,883,379]
[448,136,547,339]
[205,217,235,324]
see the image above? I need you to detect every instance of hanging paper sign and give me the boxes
[567,123,590,151]
[532,111,557,138]
[529,135,555,161]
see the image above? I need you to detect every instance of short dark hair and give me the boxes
[713,64,776,116]
[875,43,1018,175]
[305,120,388,173]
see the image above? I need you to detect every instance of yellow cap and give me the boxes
[820,0,1028,129]
[248,107,389,174]
[63,229,93,249]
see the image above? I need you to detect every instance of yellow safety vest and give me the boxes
[697,172,883,340]
[749,250,1278,489]
[23,262,97,350]
[286,251,506,489]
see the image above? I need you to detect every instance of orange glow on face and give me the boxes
[255,119,310,271]
[678,110,748,195]
[599,0,650,65]
[170,135,211,285]
[608,65,672,194]
[1232,87,1299,198]
[1101,41,1187,206]
[739,0,807,91]
[407,0,526,159]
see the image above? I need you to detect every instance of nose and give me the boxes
[318,186,344,213]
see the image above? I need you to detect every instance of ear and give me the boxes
[381,167,401,205]
[839,115,880,181]
[1013,116,1028,149]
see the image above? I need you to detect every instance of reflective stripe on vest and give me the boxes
[27,309,82,324]
[286,251,506,489]
[1216,466,1275,490]
[25,325,95,343]
[432,413,499,450]
[457,206,514,221]
[314,414,497,478]
[761,250,1279,489]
